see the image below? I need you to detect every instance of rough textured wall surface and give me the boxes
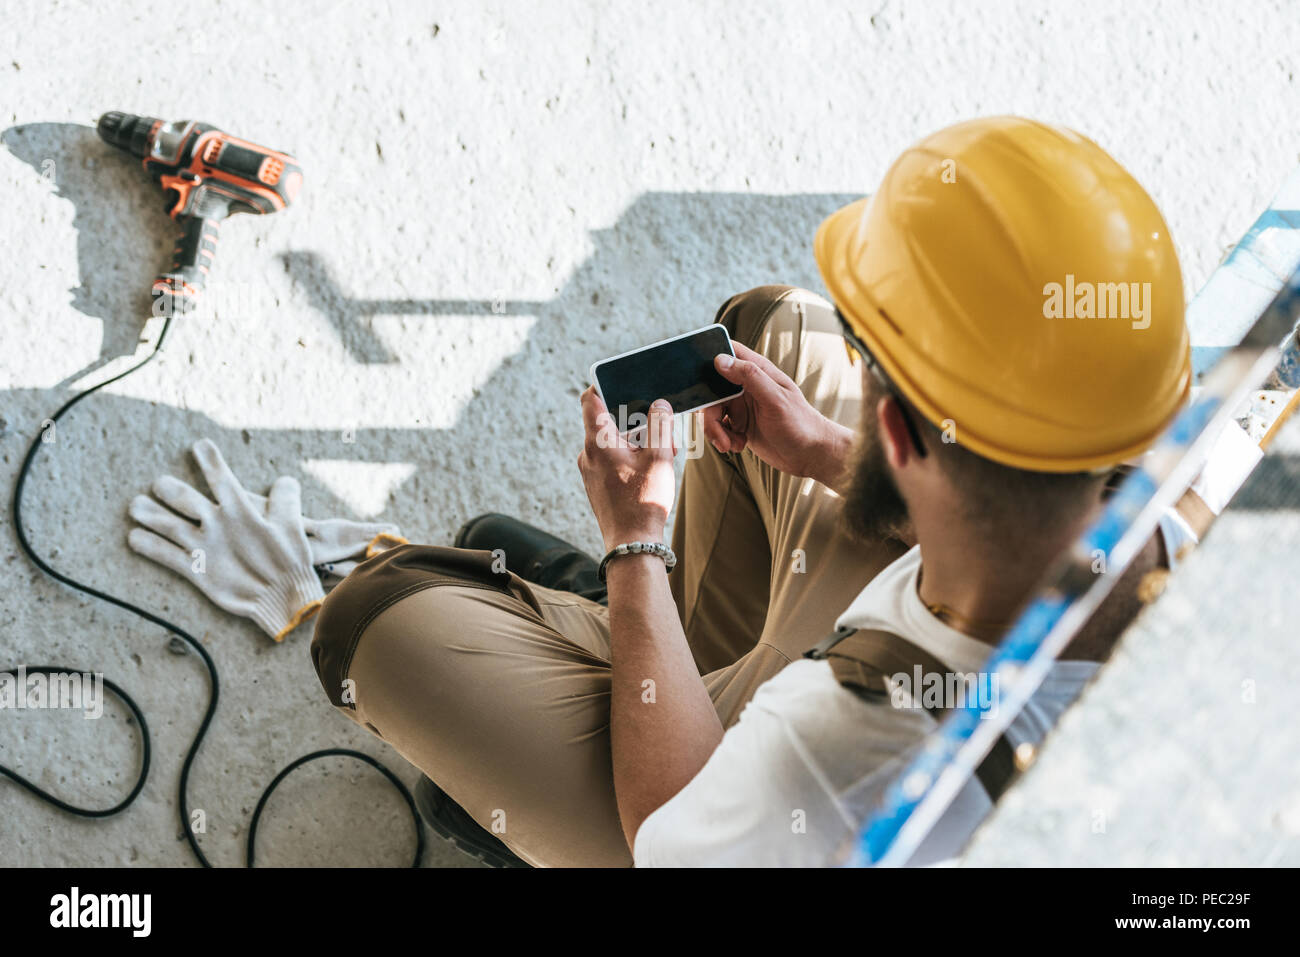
[1,0,1296,866]
[964,414,1300,866]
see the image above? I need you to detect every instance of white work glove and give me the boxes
[245,497,405,583]
[127,439,327,642]
[304,518,405,582]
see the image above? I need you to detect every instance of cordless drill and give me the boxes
[97,111,303,313]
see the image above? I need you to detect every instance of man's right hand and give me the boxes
[700,341,857,494]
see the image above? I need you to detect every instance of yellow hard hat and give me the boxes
[814,116,1190,473]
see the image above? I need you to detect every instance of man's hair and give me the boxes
[872,376,1110,528]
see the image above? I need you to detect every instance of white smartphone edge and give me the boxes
[588,323,744,429]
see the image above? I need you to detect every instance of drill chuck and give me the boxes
[96,111,161,158]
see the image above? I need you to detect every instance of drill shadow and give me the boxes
[2,122,177,386]
[280,251,549,364]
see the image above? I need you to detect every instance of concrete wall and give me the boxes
[2,0,1296,866]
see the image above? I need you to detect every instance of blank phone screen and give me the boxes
[594,325,743,425]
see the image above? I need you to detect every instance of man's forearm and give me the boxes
[806,419,858,496]
[606,554,723,850]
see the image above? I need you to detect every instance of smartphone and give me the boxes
[589,324,744,431]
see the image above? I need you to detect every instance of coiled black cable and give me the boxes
[5,316,423,867]
[0,667,151,817]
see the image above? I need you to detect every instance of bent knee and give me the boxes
[310,575,384,710]
[309,544,525,709]
[713,285,837,377]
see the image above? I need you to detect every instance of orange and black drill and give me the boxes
[97,111,303,313]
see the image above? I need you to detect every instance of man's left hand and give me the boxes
[578,387,677,551]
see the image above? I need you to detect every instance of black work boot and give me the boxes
[414,775,530,868]
[454,513,607,604]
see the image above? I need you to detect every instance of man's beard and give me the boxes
[841,426,910,543]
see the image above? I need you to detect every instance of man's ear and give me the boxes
[876,395,915,470]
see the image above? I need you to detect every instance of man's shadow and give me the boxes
[6,120,1297,525]
[2,125,868,551]
[2,121,176,384]
[279,189,859,367]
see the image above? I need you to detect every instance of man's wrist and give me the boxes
[806,420,856,495]
[602,528,666,553]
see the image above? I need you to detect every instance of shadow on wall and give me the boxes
[2,119,866,547]
[2,122,178,383]
[4,121,1295,560]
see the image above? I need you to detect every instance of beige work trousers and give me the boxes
[310,285,904,866]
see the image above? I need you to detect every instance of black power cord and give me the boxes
[5,316,423,867]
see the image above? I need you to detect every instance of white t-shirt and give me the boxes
[633,546,1102,867]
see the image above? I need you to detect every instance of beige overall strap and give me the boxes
[805,628,1017,802]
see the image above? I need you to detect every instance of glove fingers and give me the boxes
[151,475,214,523]
[127,527,198,582]
[266,475,303,527]
[302,516,400,549]
[191,439,247,511]
[129,494,199,548]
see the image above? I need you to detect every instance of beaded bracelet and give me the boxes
[597,541,678,582]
